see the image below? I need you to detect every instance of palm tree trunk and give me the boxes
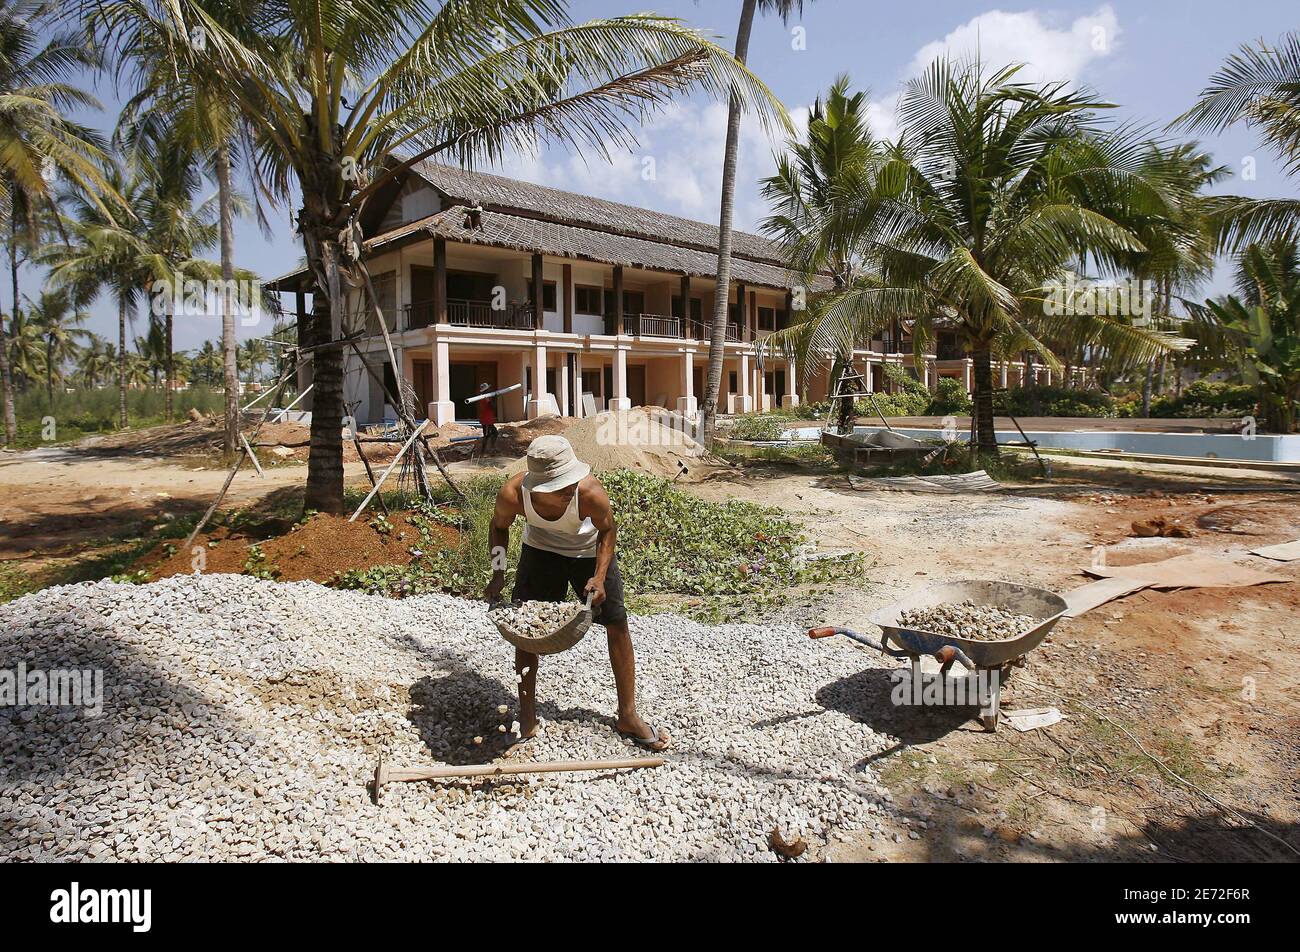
[2,233,19,444]
[700,0,757,445]
[117,297,128,428]
[304,282,343,513]
[1141,363,1153,417]
[164,300,174,420]
[216,142,240,462]
[972,345,997,454]
[46,337,53,407]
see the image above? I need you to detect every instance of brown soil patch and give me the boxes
[140,512,457,583]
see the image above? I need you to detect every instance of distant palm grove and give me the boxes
[1,1,1297,490]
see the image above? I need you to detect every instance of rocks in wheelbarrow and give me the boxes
[899,599,1037,642]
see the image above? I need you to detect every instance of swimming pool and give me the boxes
[778,425,1300,463]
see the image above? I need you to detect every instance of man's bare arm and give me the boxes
[484,475,522,601]
[580,478,617,605]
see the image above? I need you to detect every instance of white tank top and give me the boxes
[521,485,599,558]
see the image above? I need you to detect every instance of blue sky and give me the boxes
[50,0,1300,350]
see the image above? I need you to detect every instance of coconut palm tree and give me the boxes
[128,146,221,418]
[74,333,116,388]
[103,0,267,458]
[763,62,1190,453]
[0,0,116,444]
[95,0,787,513]
[1185,240,1300,433]
[46,155,226,425]
[1174,32,1300,249]
[44,167,149,427]
[1099,142,1227,415]
[759,73,889,429]
[134,317,169,387]
[190,338,222,386]
[239,336,270,386]
[26,288,89,404]
[700,0,805,444]
[5,304,44,389]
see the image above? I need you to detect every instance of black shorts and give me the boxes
[512,543,628,626]
[481,422,499,440]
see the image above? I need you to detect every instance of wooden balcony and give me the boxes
[404,298,535,330]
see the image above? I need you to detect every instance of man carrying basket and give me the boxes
[484,435,669,751]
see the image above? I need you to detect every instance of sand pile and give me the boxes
[504,408,731,482]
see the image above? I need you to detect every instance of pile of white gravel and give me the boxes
[0,575,896,862]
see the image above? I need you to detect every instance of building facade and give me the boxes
[269,162,1079,426]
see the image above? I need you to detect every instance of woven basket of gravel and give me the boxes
[490,594,594,655]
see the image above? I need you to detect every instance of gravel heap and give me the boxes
[1,575,895,861]
[490,600,583,637]
[898,600,1037,642]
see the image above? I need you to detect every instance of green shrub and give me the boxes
[994,385,1115,417]
[728,414,789,441]
[926,377,972,415]
[1151,380,1256,419]
[333,471,862,621]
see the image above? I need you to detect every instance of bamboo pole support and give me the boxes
[348,420,427,522]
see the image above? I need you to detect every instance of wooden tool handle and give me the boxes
[384,756,663,784]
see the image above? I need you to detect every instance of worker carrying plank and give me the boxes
[484,435,670,751]
[475,382,499,453]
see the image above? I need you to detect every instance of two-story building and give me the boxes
[268,161,1078,426]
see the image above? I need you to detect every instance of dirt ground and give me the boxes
[3,424,1298,862]
[690,459,1300,861]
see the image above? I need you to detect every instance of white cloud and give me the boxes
[493,96,797,232]
[489,7,1122,229]
[905,5,1119,85]
[866,5,1121,139]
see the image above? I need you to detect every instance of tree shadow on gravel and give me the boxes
[407,668,606,766]
[0,607,237,785]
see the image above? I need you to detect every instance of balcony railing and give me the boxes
[622,313,682,338]
[677,320,739,341]
[404,298,534,330]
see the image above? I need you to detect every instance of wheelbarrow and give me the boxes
[809,580,1067,731]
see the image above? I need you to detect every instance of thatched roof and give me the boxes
[269,162,828,293]
[366,205,819,291]
[412,161,786,266]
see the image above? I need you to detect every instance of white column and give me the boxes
[1000,362,1009,388]
[676,348,697,417]
[573,351,584,418]
[527,342,551,418]
[963,359,973,394]
[609,347,631,410]
[863,358,875,393]
[738,352,752,413]
[557,352,570,416]
[429,337,455,425]
[782,356,799,408]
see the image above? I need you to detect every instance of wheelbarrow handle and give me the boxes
[808,626,846,639]
[807,626,888,652]
[934,644,977,672]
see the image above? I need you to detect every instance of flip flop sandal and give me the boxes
[618,723,670,752]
